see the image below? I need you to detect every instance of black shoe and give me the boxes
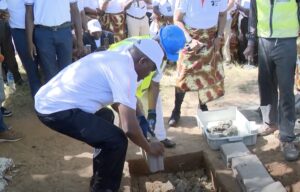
[199,104,208,111]
[160,138,176,148]
[168,110,180,127]
[1,107,12,117]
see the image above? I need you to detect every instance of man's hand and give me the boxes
[28,41,37,60]
[243,43,255,61]
[148,141,164,156]
[188,39,201,51]
[75,41,85,58]
[0,10,10,21]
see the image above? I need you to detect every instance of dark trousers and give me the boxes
[37,108,128,191]
[0,108,8,132]
[258,37,296,142]
[11,28,41,96]
[238,17,248,63]
[34,26,73,82]
[0,20,22,83]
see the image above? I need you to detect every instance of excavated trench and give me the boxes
[127,152,220,192]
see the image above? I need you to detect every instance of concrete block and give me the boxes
[141,148,164,173]
[261,181,286,192]
[232,155,274,192]
[220,142,251,168]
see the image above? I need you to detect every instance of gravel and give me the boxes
[134,169,215,192]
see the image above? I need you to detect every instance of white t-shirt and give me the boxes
[126,0,147,18]
[35,51,138,114]
[24,0,77,26]
[153,0,176,17]
[7,0,25,29]
[98,0,123,13]
[77,0,85,11]
[0,0,7,9]
[86,0,99,9]
[95,39,101,47]
[175,0,227,29]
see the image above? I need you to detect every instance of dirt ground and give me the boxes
[0,64,300,192]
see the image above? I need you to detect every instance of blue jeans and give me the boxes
[34,26,73,82]
[37,108,128,191]
[11,28,41,97]
[0,110,8,132]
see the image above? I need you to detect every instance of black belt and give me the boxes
[35,22,72,31]
[126,13,145,20]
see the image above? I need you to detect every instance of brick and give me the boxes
[232,155,274,192]
[141,148,164,173]
[220,142,251,168]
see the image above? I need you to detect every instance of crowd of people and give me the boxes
[0,0,299,191]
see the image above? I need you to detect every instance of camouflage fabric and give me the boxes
[100,12,126,42]
[176,26,225,103]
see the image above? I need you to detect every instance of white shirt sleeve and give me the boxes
[152,0,159,7]
[111,78,137,110]
[219,0,227,12]
[70,0,77,3]
[24,0,34,5]
[106,60,138,110]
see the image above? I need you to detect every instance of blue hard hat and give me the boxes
[159,25,186,62]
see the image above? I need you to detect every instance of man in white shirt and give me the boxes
[123,0,150,36]
[35,39,164,192]
[25,0,84,82]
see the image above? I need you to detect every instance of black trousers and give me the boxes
[258,37,296,142]
[37,108,128,191]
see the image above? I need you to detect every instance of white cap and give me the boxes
[87,19,102,33]
[134,39,164,74]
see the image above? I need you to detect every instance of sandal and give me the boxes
[258,123,278,136]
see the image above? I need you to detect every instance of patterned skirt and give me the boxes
[100,12,126,42]
[176,26,225,103]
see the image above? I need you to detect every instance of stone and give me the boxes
[232,155,274,192]
[175,179,187,192]
[220,142,251,168]
[161,181,174,192]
